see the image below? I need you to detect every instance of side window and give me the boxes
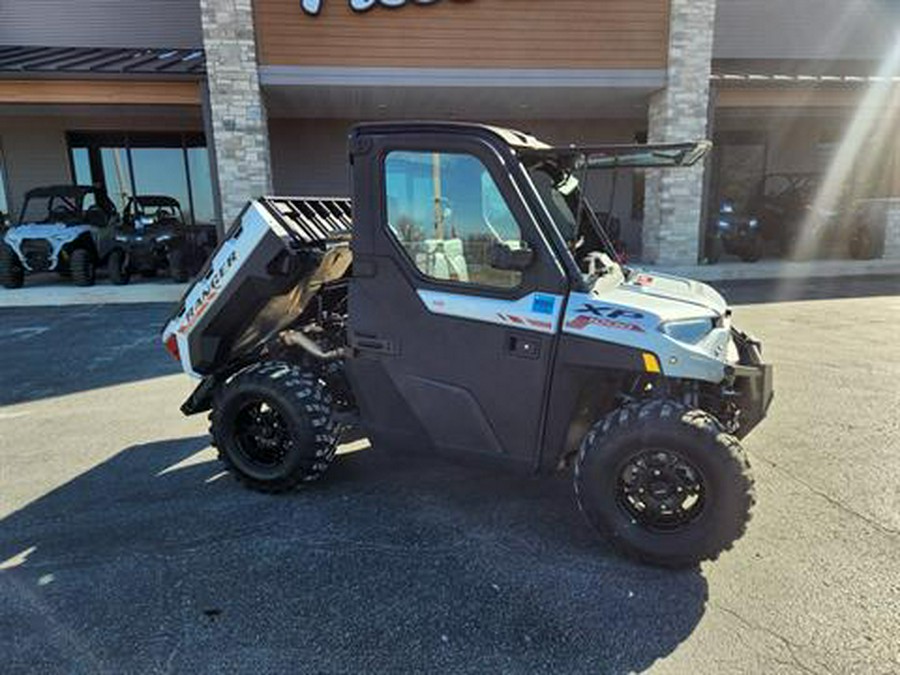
[385,151,524,288]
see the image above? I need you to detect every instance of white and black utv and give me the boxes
[162,123,774,568]
[0,185,119,288]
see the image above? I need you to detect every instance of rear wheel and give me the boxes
[107,249,131,285]
[168,248,189,283]
[70,248,96,287]
[574,400,754,568]
[0,243,24,289]
[739,236,763,262]
[210,362,339,493]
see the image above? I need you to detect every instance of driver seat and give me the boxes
[85,206,108,228]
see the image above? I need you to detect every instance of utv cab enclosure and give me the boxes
[163,122,774,568]
[0,185,118,288]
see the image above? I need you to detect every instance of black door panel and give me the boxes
[346,130,569,466]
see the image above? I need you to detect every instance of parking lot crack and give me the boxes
[711,601,827,675]
[748,451,899,538]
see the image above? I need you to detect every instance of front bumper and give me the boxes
[728,330,774,438]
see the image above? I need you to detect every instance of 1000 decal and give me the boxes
[301,0,443,16]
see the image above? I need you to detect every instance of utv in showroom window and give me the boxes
[0,185,119,288]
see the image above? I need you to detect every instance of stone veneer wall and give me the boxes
[642,0,717,265]
[884,204,900,259]
[200,0,272,229]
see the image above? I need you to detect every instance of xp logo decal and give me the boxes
[566,303,646,333]
[576,303,645,321]
[301,0,444,15]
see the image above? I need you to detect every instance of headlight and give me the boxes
[115,234,129,243]
[717,219,730,230]
[660,318,716,344]
[748,218,759,228]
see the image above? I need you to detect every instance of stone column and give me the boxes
[200,0,272,230]
[642,0,717,265]
[884,204,900,259]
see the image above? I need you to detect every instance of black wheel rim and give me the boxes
[617,449,706,532]
[233,397,292,469]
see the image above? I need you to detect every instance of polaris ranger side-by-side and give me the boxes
[163,123,773,568]
[1,185,119,288]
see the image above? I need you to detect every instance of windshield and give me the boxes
[19,195,87,225]
[526,162,620,278]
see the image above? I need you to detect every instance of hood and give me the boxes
[565,266,734,383]
[621,269,728,316]
[5,223,91,244]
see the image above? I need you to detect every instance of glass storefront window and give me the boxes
[187,147,215,225]
[100,147,132,212]
[131,148,191,220]
[67,133,218,226]
[71,147,92,186]
[0,148,8,223]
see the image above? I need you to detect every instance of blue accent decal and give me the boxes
[532,294,556,315]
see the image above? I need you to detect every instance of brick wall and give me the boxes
[200,0,272,228]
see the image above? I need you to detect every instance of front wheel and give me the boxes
[739,236,763,262]
[107,249,131,285]
[574,400,754,568]
[69,248,96,287]
[0,243,24,289]
[210,362,339,493]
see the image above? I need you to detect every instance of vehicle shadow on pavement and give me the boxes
[0,435,708,675]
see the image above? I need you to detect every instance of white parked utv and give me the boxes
[163,123,774,568]
[0,185,119,288]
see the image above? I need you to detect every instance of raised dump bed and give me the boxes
[162,197,352,377]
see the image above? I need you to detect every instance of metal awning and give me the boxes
[0,46,205,77]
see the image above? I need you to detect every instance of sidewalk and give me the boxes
[655,258,900,283]
[1,259,898,308]
[0,274,187,308]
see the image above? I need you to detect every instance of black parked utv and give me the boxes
[108,195,193,284]
[163,122,773,569]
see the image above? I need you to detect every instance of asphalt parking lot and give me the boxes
[1,276,898,674]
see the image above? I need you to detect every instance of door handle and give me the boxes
[353,333,398,355]
[506,333,541,360]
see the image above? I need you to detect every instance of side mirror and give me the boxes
[489,241,534,271]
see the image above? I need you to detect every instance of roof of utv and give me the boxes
[24,185,103,200]
[351,121,550,150]
[132,195,181,208]
[351,121,710,169]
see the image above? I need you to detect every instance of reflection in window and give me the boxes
[0,148,8,221]
[385,151,523,288]
[131,148,190,221]
[71,147,92,186]
[187,147,215,225]
[67,134,218,226]
[101,147,132,212]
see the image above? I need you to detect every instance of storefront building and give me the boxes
[2,0,899,265]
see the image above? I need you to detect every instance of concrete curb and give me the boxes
[653,259,900,283]
[0,280,187,308]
